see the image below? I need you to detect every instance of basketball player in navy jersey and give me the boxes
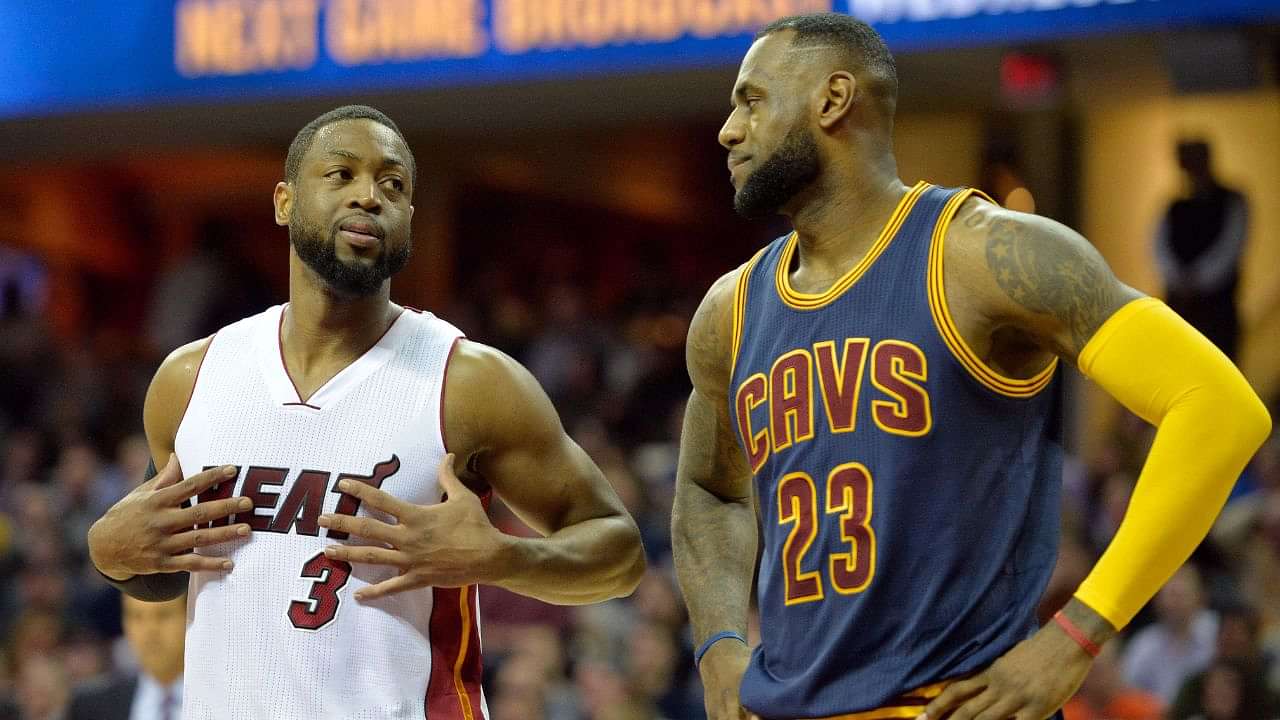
[672,14,1269,720]
[86,106,644,718]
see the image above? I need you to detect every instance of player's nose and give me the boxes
[348,180,382,212]
[719,112,745,150]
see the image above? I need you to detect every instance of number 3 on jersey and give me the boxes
[289,552,352,630]
[778,462,875,605]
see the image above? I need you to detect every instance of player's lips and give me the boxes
[337,216,384,248]
[728,155,751,182]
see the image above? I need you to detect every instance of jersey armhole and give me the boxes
[729,247,768,382]
[438,335,464,456]
[174,332,217,444]
[926,190,1058,399]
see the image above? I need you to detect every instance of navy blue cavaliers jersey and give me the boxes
[729,182,1064,718]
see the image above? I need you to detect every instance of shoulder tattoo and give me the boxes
[985,216,1119,349]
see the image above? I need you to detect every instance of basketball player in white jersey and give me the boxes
[86,105,646,720]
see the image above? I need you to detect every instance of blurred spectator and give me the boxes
[0,247,53,433]
[525,284,606,429]
[574,659,653,720]
[67,594,186,720]
[981,150,1036,213]
[1169,602,1280,719]
[144,217,269,355]
[1123,564,1219,703]
[13,653,69,720]
[0,245,48,320]
[0,431,43,516]
[1175,659,1280,720]
[1155,139,1249,360]
[9,611,65,664]
[1063,642,1163,720]
[631,568,686,632]
[0,658,14,720]
[490,654,550,720]
[49,442,115,561]
[60,628,108,688]
[99,434,151,493]
[505,625,577,720]
[1215,602,1275,676]
[1228,487,1280,696]
[626,620,700,720]
[1090,472,1136,554]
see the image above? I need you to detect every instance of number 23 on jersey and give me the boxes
[778,461,875,605]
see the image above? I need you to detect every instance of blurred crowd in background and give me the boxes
[0,199,1278,720]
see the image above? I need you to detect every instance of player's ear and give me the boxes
[817,71,856,130]
[273,181,292,227]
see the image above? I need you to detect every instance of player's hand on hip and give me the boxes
[88,454,252,580]
[918,621,1093,720]
[698,637,755,720]
[319,453,506,599]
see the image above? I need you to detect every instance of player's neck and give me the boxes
[787,170,907,278]
[285,275,399,364]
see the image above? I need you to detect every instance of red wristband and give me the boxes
[1053,610,1102,657]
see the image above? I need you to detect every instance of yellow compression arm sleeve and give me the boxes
[1075,297,1271,629]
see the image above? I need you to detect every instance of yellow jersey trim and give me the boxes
[452,586,477,720]
[730,246,769,379]
[775,181,930,311]
[815,709,919,720]
[926,189,1057,399]
[797,679,950,720]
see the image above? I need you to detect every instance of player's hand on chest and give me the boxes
[318,453,508,598]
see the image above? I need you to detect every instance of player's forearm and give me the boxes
[1075,298,1271,627]
[88,457,192,601]
[491,515,645,604]
[1055,596,1118,650]
[672,477,757,645]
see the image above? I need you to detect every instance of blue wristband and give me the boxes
[694,631,747,668]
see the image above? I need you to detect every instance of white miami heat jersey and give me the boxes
[174,304,488,720]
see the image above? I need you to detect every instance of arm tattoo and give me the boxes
[985,217,1122,350]
[686,281,732,386]
[673,392,756,644]
[689,303,725,366]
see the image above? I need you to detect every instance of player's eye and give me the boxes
[326,168,353,181]
[382,177,404,192]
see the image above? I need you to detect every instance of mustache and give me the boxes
[334,214,386,240]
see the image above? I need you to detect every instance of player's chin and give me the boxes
[335,244,382,266]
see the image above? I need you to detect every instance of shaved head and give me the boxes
[756,13,898,120]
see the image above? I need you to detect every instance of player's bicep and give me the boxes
[446,343,626,537]
[973,206,1143,362]
[679,265,752,501]
[484,431,618,537]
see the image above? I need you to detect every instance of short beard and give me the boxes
[734,123,821,219]
[289,217,411,297]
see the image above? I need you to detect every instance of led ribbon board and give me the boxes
[0,0,1275,119]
